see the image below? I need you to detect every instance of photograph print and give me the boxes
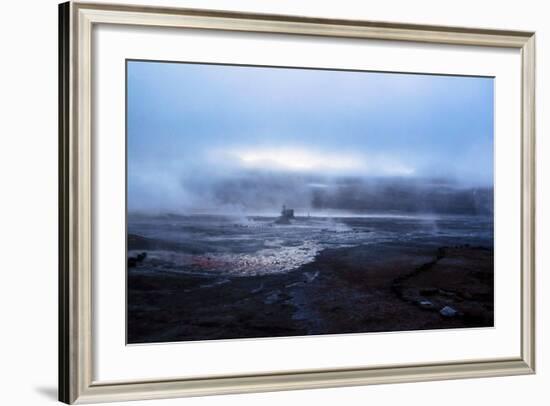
[126,60,494,344]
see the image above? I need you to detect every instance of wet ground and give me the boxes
[127,214,493,343]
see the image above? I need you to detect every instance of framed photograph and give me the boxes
[59,1,535,403]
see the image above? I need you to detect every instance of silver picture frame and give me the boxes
[59,1,536,403]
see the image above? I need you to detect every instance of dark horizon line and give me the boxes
[127,209,494,217]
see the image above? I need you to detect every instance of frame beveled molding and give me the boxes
[59,1,535,404]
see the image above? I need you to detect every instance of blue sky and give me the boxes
[127,60,493,213]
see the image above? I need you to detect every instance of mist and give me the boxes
[127,61,494,216]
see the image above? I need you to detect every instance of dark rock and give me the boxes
[420,288,438,296]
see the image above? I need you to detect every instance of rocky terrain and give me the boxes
[128,237,493,344]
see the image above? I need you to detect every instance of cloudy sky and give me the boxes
[127,60,494,214]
